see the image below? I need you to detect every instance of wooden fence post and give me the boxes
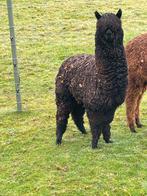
[7,0,22,112]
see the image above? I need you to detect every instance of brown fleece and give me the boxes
[125,33,147,132]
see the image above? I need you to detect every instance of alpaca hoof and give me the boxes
[129,125,137,133]
[137,123,143,128]
[130,128,137,133]
[92,143,98,149]
[82,130,87,134]
[56,138,62,145]
[105,140,113,143]
[80,127,87,134]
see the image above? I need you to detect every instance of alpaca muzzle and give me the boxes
[105,29,114,42]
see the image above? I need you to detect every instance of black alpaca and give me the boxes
[55,9,128,148]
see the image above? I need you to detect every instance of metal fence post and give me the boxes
[7,0,22,112]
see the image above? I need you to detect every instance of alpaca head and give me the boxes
[95,9,123,48]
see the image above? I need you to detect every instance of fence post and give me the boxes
[7,0,22,112]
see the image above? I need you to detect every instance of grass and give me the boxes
[0,0,147,195]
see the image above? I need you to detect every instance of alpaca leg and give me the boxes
[71,103,86,134]
[102,110,114,143]
[91,127,101,149]
[135,88,145,128]
[56,102,71,145]
[126,87,140,132]
[102,124,113,143]
[87,111,101,149]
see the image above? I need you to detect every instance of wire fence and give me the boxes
[0,0,146,126]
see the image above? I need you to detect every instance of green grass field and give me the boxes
[0,0,147,195]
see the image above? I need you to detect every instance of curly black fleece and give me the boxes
[55,10,128,148]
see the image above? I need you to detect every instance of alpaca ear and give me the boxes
[116,9,122,19]
[95,11,101,20]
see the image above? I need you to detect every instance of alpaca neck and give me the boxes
[94,37,128,90]
[95,42,125,70]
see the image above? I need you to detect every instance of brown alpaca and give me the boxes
[125,33,147,132]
